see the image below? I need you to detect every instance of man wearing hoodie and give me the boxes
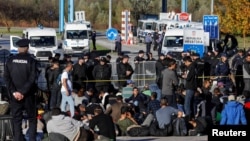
[47,108,92,141]
[220,95,247,125]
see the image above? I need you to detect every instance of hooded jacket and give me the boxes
[220,101,247,125]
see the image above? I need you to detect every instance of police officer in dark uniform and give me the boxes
[4,39,38,141]
[215,53,231,91]
[117,55,134,89]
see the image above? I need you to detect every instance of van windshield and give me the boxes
[30,36,56,47]
[163,36,183,47]
[66,30,88,39]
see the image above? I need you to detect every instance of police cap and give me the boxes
[100,57,107,62]
[122,55,130,59]
[16,39,30,47]
[138,50,144,54]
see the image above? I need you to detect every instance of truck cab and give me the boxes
[10,27,58,61]
[62,22,90,54]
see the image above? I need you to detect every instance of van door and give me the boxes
[10,36,22,54]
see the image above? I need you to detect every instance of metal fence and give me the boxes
[110,61,157,89]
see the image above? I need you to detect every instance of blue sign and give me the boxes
[184,45,204,58]
[106,28,118,41]
[203,15,219,39]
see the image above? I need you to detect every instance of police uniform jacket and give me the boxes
[92,63,112,86]
[4,53,38,96]
[117,62,134,79]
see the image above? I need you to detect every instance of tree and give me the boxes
[214,0,250,47]
[128,0,155,25]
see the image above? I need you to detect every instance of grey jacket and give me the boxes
[161,68,179,95]
[47,115,85,141]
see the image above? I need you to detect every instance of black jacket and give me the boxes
[4,53,38,96]
[89,113,116,139]
[185,62,197,90]
[72,63,87,82]
[92,64,112,86]
[117,62,134,79]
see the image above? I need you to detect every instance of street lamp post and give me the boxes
[211,0,214,15]
[109,0,112,29]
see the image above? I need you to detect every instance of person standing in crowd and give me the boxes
[231,49,245,95]
[92,30,97,50]
[72,56,87,91]
[48,59,62,110]
[92,57,112,93]
[117,55,134,90]
[210,48,221,78]
[191,53,204,88]
[182,56,197,120]
[153,29,159,51]
[83,53,95,90]
[115,30,122,55]
[157,30,165,56]
[215,53,231,92]
[134,50,145,86]
[60,61,75,117]
[145,33,152,54]
[161,58,179,107]
[146,52,156,61]
[155,53,166,88]
[243,54,250,92]
[4,39,38,141]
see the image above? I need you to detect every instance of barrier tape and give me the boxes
[37,75,244,83]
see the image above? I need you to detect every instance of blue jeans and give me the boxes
[60,91,75,117]
[184,89,194,118]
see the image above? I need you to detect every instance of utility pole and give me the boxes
[211,0,214,15]
[162,0,167,12]
[109,0,112,29]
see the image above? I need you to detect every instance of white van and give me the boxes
[161,28,184,55]
[62,22,90,54]
[10,27,58,61]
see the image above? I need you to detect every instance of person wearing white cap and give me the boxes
[220,95,247,125]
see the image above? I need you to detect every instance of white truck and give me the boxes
[62,22,90,54]
[10,27,58,61]
[137,19,155,43]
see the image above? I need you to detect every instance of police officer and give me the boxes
[115,30,122,55]
[92,57,112,92]
[145,32,152,54]
[4,39,38,141]
[117,55,134,89]
[215,53,231,91]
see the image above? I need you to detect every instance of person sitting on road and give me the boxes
[46,107,93,141]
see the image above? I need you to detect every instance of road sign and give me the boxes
[106,28,118,41]
[183,29,205,57]
[203,15,219,39]
[179,12,189,21]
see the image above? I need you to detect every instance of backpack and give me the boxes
[56,73,62,86]
[172,117,187,136]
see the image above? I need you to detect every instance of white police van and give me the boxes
[10,26,58,61]
[62,22,90,54]
[161,28,184,56]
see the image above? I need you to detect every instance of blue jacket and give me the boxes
[220,101,247,125]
